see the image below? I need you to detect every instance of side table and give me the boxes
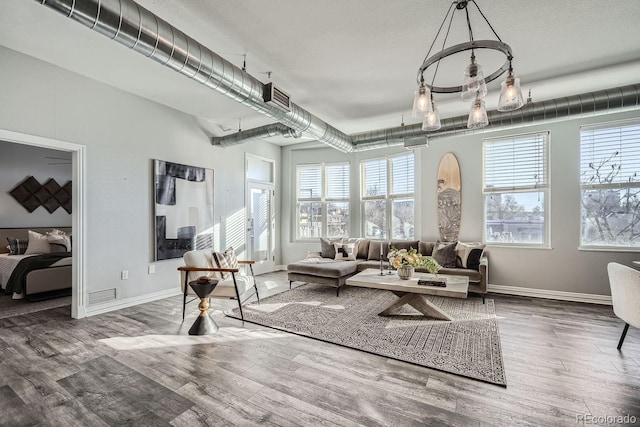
[188,279,219,335]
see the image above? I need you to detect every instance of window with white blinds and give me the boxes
[483,132,549,246]
[296,162,350,239]
[483,133,548,192]
[361,153,415,240]
[392,154,414,195]
[362,158,387,197]
[580,120,640,247]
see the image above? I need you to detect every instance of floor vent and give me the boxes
[88,288,117,305]
[263,83,291,111]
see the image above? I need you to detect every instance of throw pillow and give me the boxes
[6,237,29,255]
[320,238,340,259]
[456,242,486,269]
[24,230,51,255]
[367,241,389,261]
[212,247,238,280]
[431,241,458,268]
[355,238,370,259]
[466,248,485,271]
[334,241,359,261]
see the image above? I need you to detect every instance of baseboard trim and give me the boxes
[487,284,612,305]
[84,287,182,317]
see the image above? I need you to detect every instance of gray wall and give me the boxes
[282,111,640,297]
[0,141,72,228]
[0,46,281,304]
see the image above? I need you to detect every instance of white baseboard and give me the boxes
[487,284,612,305]
[274,264,288,271]
[84,287,182,317]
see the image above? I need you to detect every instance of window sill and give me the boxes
[484,243,552,250]
[579,245,640,253]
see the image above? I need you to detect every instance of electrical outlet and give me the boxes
[121,270,129,280]
[148,264,156,274]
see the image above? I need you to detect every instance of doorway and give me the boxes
[245,154,275,275]
[0,129,86,319]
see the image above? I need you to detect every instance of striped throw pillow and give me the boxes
[6,237,29,255]
[212,247,238,280]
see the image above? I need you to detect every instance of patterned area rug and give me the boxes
[0,294,71,319]
[227,283,506,386]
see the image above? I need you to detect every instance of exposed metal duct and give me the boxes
[351,84,640,152]
[36,1,640,153]
[212,123,300,148]
[37,0,354,153]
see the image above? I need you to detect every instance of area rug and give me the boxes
[227,283,506,386]
[0,294,71,320]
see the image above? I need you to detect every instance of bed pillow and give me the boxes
[334,241,359,261]
[24,230,51,255]
[431,240,458,268]
[6,237,29,255]
[47,233,72,252]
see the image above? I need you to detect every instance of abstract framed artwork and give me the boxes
[154,160,214,261]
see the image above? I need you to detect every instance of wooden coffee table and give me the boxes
[345,269,469,321]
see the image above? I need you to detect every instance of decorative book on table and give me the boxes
[417,276,448,287]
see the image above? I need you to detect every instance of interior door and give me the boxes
[246,182,275,274]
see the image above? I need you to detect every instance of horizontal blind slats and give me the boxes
[483,133,548,191]
[580,122,640,185]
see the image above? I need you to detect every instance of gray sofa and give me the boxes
[287,239,488,301]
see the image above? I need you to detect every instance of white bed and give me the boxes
[1,227,73,301]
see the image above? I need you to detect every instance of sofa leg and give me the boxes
[289,280,293,290]
[483,296,485,304]
[336,286,340,297]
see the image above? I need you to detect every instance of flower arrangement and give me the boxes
[388,246,442,274]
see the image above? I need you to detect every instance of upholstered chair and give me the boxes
[606,262,640,349]
[178,249,259,320]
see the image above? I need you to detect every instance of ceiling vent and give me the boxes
[263,83,291,112]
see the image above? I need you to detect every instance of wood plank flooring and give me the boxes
[0,272,638,426]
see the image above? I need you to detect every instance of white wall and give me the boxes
[282,110,640,297]
[0,46,281,308]
[0,141,72,227]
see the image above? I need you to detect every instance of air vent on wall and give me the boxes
[263,83,291,111]
[88,288,117,305]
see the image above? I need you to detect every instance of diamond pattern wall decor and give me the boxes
[9,176,72,214]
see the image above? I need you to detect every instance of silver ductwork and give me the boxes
[37,0,354,153]
[37,1,640,153]
[351,84,640,152]
[212,123,300,148]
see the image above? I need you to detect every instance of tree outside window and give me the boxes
[483,132,549,246]
[296,163,350,240]
[580,121,640,247]
[362,153,415,240]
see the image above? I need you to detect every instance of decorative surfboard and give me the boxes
[437,152,461,242]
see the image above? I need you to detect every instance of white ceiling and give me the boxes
[1,0,640,146]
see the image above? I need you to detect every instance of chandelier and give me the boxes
[412,0,525,131]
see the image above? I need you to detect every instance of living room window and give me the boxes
[580,119,640,248]
[296,162,350,240]
[361,153,415,240]
[483,132,549,247]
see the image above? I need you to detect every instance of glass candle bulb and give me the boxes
[498,73,525,111]
[412,83,432,117]
[467,96,489,129]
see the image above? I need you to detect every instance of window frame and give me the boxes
[482,131,551,248]
[295,162,350,241]
[361,152,415,240]
[579,118,640,250]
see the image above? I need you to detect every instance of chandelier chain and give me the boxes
[421,2,456,65]
[471,0,503,43]
[430,6,457,88]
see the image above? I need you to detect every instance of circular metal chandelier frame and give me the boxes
[417,39,513,94]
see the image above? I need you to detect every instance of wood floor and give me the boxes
[0,271,638,426]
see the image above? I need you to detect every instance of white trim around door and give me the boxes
[0,129,86,319]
